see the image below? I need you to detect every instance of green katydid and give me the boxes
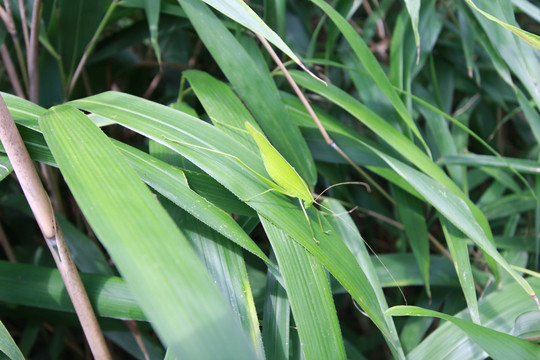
[243,121,322,239]
[163,121,329,242]
[241,122,367,237]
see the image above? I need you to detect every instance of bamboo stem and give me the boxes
[0,3,28,95]
[17,0,30,50]
[0,95,112,360]
[0,44,25,98]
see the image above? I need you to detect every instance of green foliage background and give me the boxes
[0,0,539,359]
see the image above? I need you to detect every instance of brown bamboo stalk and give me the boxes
[0,222,16,262]
[1,1,28,95]
[0,95,112,359]
[0,44,25,98]
[17,0,30,50]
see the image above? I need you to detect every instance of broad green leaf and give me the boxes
[441,218,480,324]
[324,199,404,357]
[168,206,265,358]
[388,304,540,360]
[264,0,287,38]
[39,105,257,359]
[2,92,46,129]
[0,320,24,360]
[2,92,268,266]
[150,141,265,358]
[177,0,316,185]
[262,251,290,360]
[512,310,540,339]
[261,218,347,360]
[366,254,460,289]
[0,260,144,320]
[113,139,271,265]
[406,277,540,359]
[389,9,408,90]
[70,91,404,358]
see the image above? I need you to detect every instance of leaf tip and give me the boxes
[298,62,327,86]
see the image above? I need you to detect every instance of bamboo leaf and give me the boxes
[310,0,429,155]
[440,218,480,324]
[70,91,404,358]
[0,260,143,319]
[388,305,540,360]
[466,0,540,107]
[261,218,347,360]
[199,0,311,73]
[178,0,317,185]
[466,0,540,51]
[39,104,257,359]
[261,251,290,360]
[372,150,537,302]
[0,320,24,360]
[113,139,271,265]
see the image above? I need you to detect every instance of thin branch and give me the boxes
[17,0,30,50]
[124,320,150,360]
[256,34,396,205]
[427,233,453,262]
[142,70,163,99]
[1,44,25,98]
[0,95,112,359]
[27,0,41,103]
[0,5,15,34]
[0,222,16,262]
[0,3,28,95]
